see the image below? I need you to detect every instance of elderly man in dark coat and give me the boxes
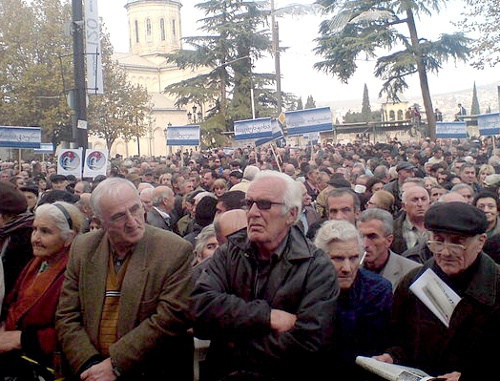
[374,202,500,380]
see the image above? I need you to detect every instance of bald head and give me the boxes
[214,209,248,244]
[438,191,467,203]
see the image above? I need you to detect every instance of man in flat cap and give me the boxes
[374,202,500,380]
[383,161,417,211]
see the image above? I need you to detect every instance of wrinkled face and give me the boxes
[357,219,393,271]
[100,185,145,249]
[460,167,476,185]
[31,214,71,259]
[327,238,361,290]
[139,191,153,212]
[327,194,359,225]
[200,236,219,261]
[429,231,485,276]
[475,197,498,224]
[246,177,296,251]
[402,187,430,219]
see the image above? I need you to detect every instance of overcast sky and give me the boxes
[97,0,499,106]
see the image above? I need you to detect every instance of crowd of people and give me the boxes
[0,134,499,380]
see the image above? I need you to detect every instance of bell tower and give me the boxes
[125,0,182,57]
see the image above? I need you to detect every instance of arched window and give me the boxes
[389,110,395,121]
[172,19,176,36]
[397,110,404,120]
[160,18,166,41]
[134,20,139,43]
[146,18,152,36]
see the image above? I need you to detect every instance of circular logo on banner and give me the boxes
[59,151,80,171]
[86,151,106,171]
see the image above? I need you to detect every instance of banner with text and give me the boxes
[166,125,200,146]
[234,117,272,141]
[34,143,54,154]
[285,107,333,137]
[436,121,467,138]
[0,126,41,148]
[477,113,500,136]
[83,149,108,179]
[85,0,104,94]
[255,119,284,146]
[58,148,83,178]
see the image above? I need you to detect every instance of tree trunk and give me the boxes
[406,9,436,140]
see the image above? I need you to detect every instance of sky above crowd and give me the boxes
[98,0,499,105]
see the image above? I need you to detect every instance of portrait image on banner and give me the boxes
[83,149,108,179]
[57,148,83,178]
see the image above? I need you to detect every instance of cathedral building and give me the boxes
[90,0,205,158]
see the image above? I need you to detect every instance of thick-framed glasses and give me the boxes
[427,240,468,255]
[109,203,143,224]
[244,199,285,210]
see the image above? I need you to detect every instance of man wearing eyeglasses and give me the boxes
[191,170,338,381]
[374,202,499,380]
[56,177,194,380]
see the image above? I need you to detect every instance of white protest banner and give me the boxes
[436,121,467,138]
[83,149,108,179]
[166,125,200,146]
[285,107,332,137]
[255,119,284,146]
[234,117,272,141]
[0,126,41,149]
[34,143,54,154]
[85,0,104,94]
[477,113,500,136]
[57,148,83,178]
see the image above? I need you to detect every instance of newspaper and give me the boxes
[409,268,462,327]
[355,356,446,381]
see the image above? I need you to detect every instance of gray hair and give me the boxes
[35,201,85,240]
[358,208,394,235]
[314,220,363,255]
[450,183,474,194]
[252,170,302,224]
[194,224,216,258]
[242,165,260,181]
[91,177,138,219]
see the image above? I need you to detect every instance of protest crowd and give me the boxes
[0,135,499,381]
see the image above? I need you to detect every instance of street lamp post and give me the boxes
[164,122,172,155]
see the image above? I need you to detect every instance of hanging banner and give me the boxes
[165,125,200,146]
[285,107,333,137]
[255,119,284,146]
[436,121,467,138]
[57,148,83,178]
[83,149,108,179]
[234,117,272,141]
[477,113,500,136]
[34,143,54,154]
[85,0,104,94]
[0,126,41,148]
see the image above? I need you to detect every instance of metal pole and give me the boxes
[271,0,282,117]
[72,0,88,149]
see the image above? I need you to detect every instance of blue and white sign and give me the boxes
[234,117,272,141]
[436,122,467,138]
[285,107,332,137]
[166,125,200,146]
[83,149,108,179]
[0,126,41,148]
[255,119,284,146]
[478,113,500,136]
[34,143,54,154]
[57,148,83,178]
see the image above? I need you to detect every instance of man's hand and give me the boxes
[270,309,296,333]
[0,330,21,353]
[372,353,394,364]
[438,371,461,381]
[80,358,116,381]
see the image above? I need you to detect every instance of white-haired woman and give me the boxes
[0,201,84,378]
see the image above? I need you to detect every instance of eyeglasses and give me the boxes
[244,199,285,210]
[109,203,144,224]
[427,240,468,255]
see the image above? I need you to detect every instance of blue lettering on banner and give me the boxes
[166,125,200,146]
[234,118,272,141]
[0,126,41,148]
[285,107,333,137]
[478,113,500,136]
[436,122,467,138]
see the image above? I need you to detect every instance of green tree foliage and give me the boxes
[305,95,316,109]
[297,97,304,110]
[86,28,151,150]
[459,0,500,68]
[162,0,276,133]
[313,0,471,139]
[0,0,74,145]
[470,81,480,115]
[361,83,371,121]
